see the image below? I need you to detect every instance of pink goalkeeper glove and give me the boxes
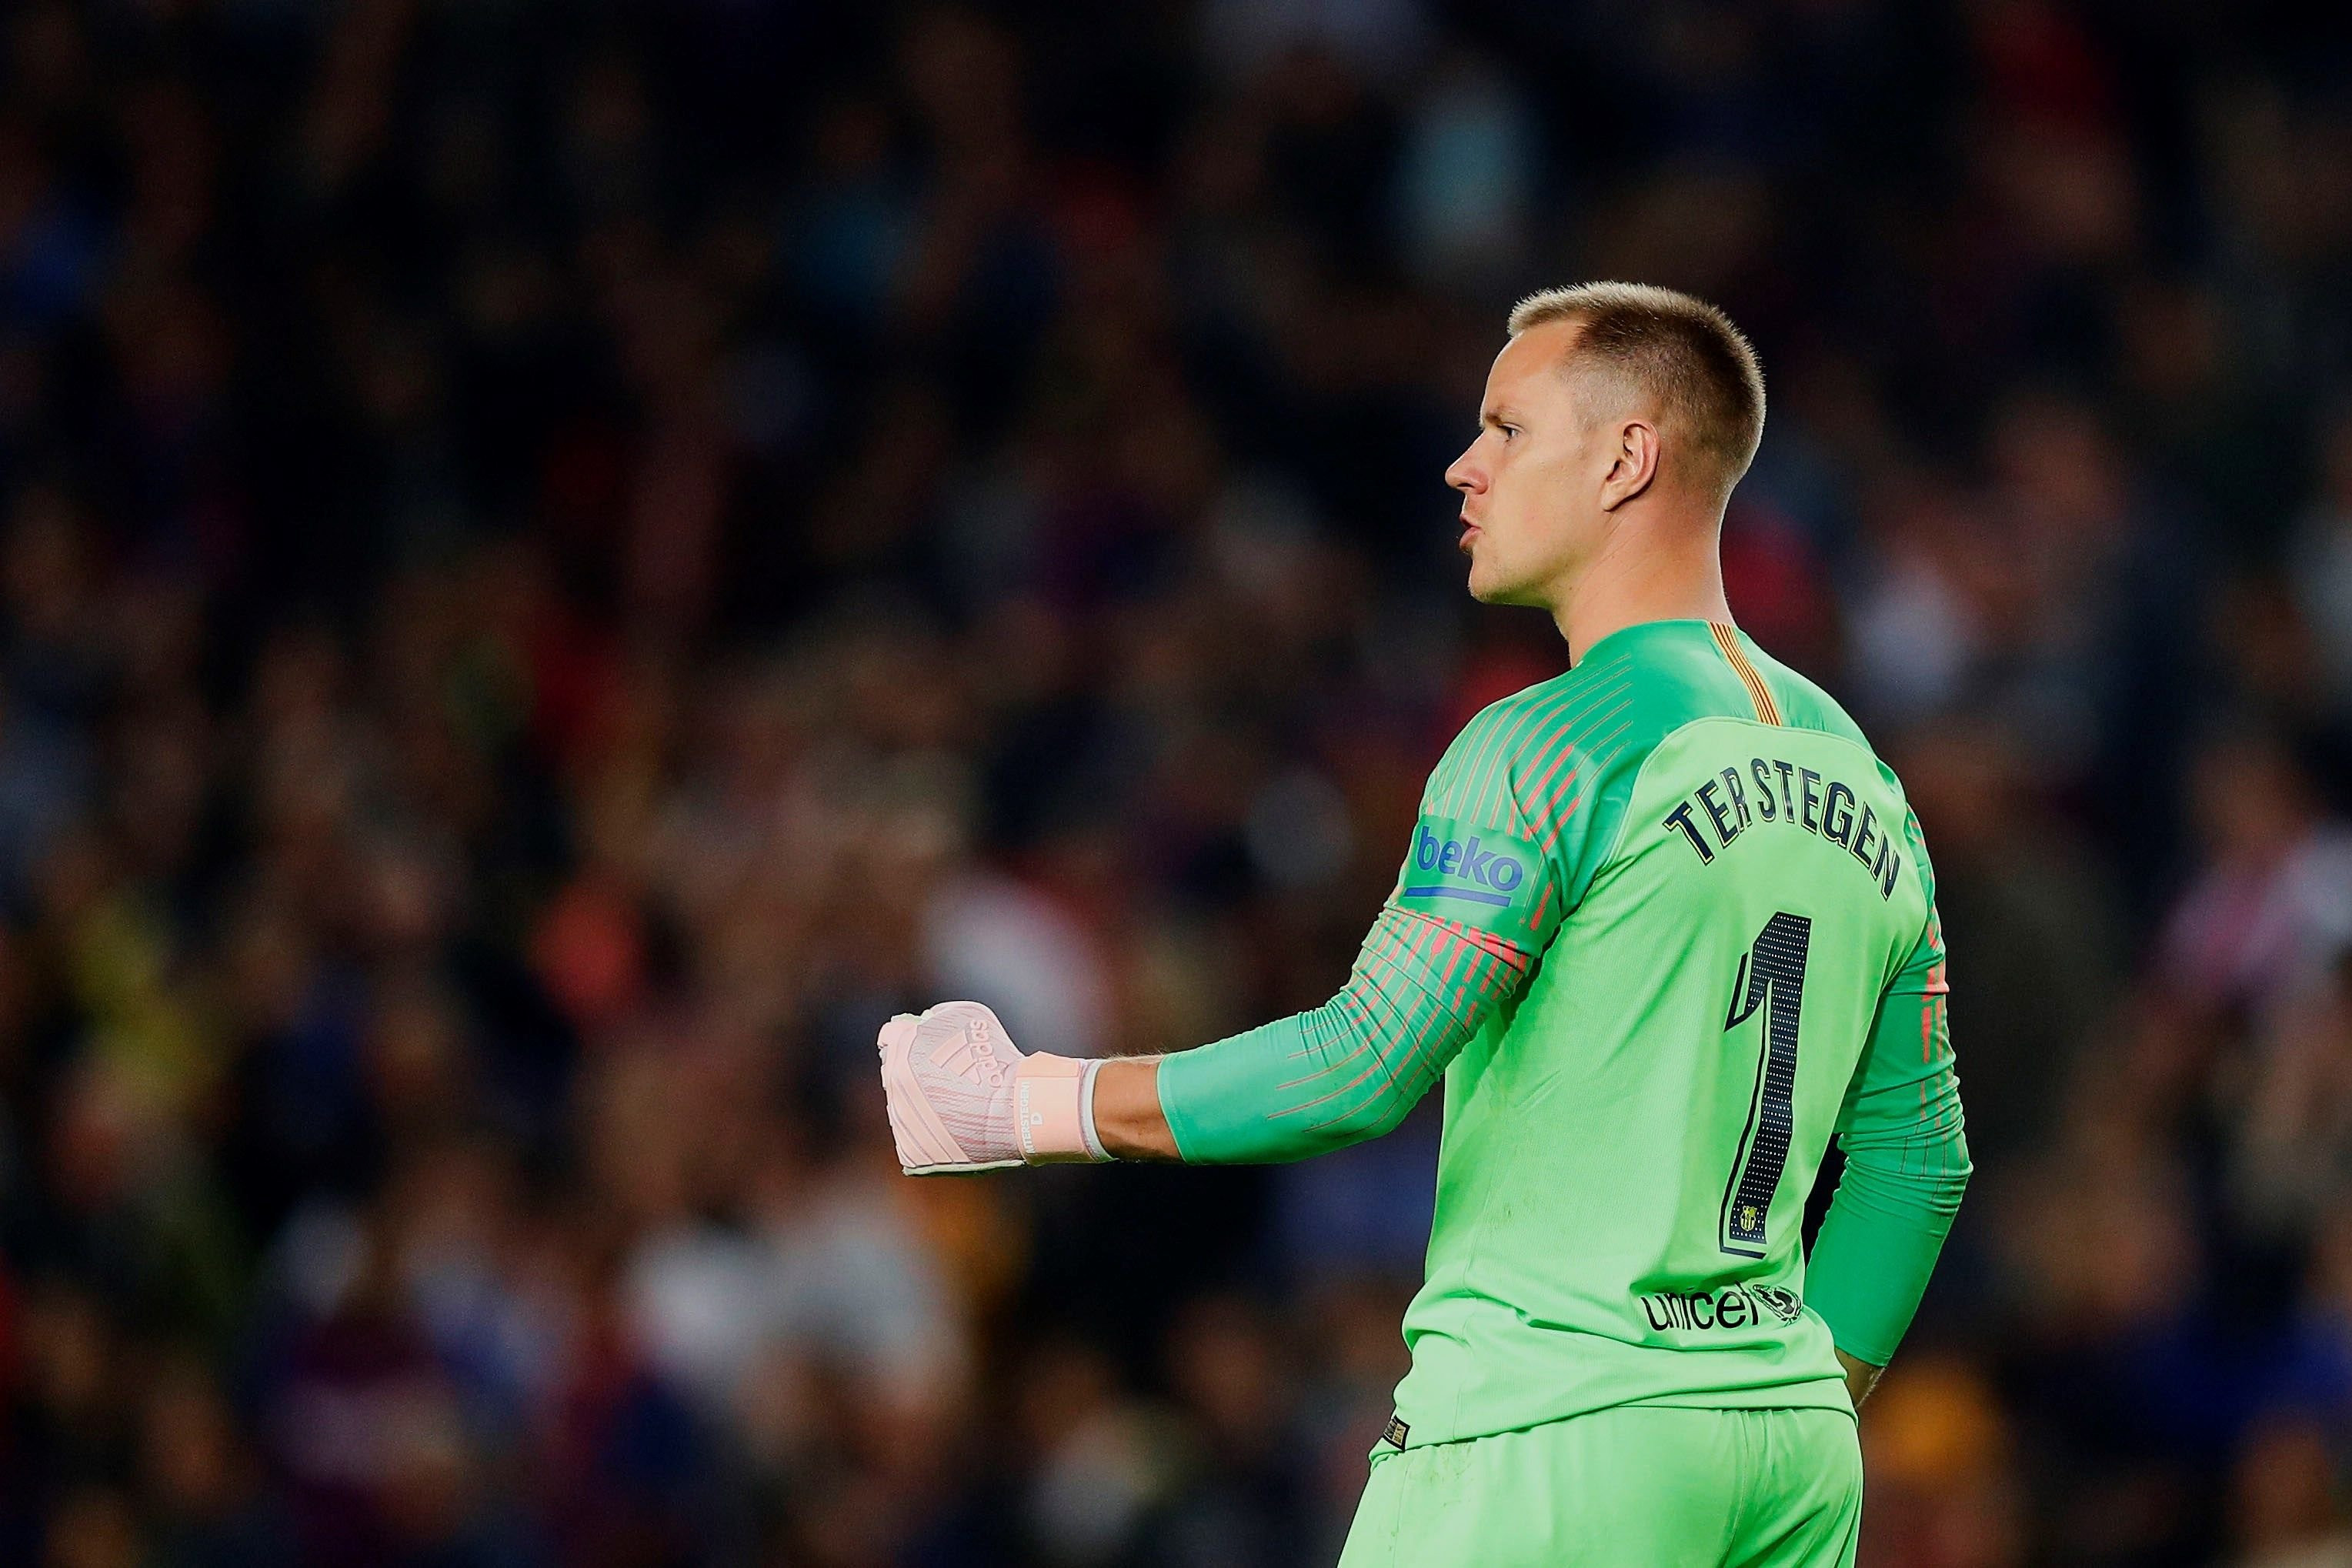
[877,1000,1112,1174]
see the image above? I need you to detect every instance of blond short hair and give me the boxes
[1507,282,1766,500]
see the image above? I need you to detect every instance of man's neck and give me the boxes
[1550,532,1733,665]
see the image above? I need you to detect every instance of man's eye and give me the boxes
[1500,425,1519,440]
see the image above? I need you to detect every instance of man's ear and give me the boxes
[1597,419,1660,512]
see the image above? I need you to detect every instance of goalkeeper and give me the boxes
[879,282,1968,1567]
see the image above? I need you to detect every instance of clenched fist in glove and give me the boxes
[877,1001,1113,1173]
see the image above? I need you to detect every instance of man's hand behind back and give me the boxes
[1837,1349,1883,1410]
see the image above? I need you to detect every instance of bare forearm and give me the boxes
[1093,1058,1179,1159]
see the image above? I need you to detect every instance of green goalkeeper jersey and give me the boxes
[1156,619,1968,1446]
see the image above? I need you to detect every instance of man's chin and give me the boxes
[1466,571,1540,609]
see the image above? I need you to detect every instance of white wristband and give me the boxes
[1078,1059,1113,1163]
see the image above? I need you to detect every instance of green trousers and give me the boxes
[1336,1405,1862,1567]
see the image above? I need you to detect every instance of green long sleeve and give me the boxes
[1158,902,1531,1163]
[1804,909,1972,1367]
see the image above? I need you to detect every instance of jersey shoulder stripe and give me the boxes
[1708,620,1781,725]
[1427,655,1633,830]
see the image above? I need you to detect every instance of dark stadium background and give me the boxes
[1,1,2350,1563]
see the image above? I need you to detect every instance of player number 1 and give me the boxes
[1719,911,1812,1258]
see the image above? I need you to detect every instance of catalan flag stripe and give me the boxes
[1710,622,1780,726]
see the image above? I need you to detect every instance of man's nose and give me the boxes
[1446,445,1483,493]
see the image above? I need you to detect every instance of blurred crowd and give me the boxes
[0,1,2349,1564]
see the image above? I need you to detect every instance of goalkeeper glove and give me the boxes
[876,1000,1113,1174]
